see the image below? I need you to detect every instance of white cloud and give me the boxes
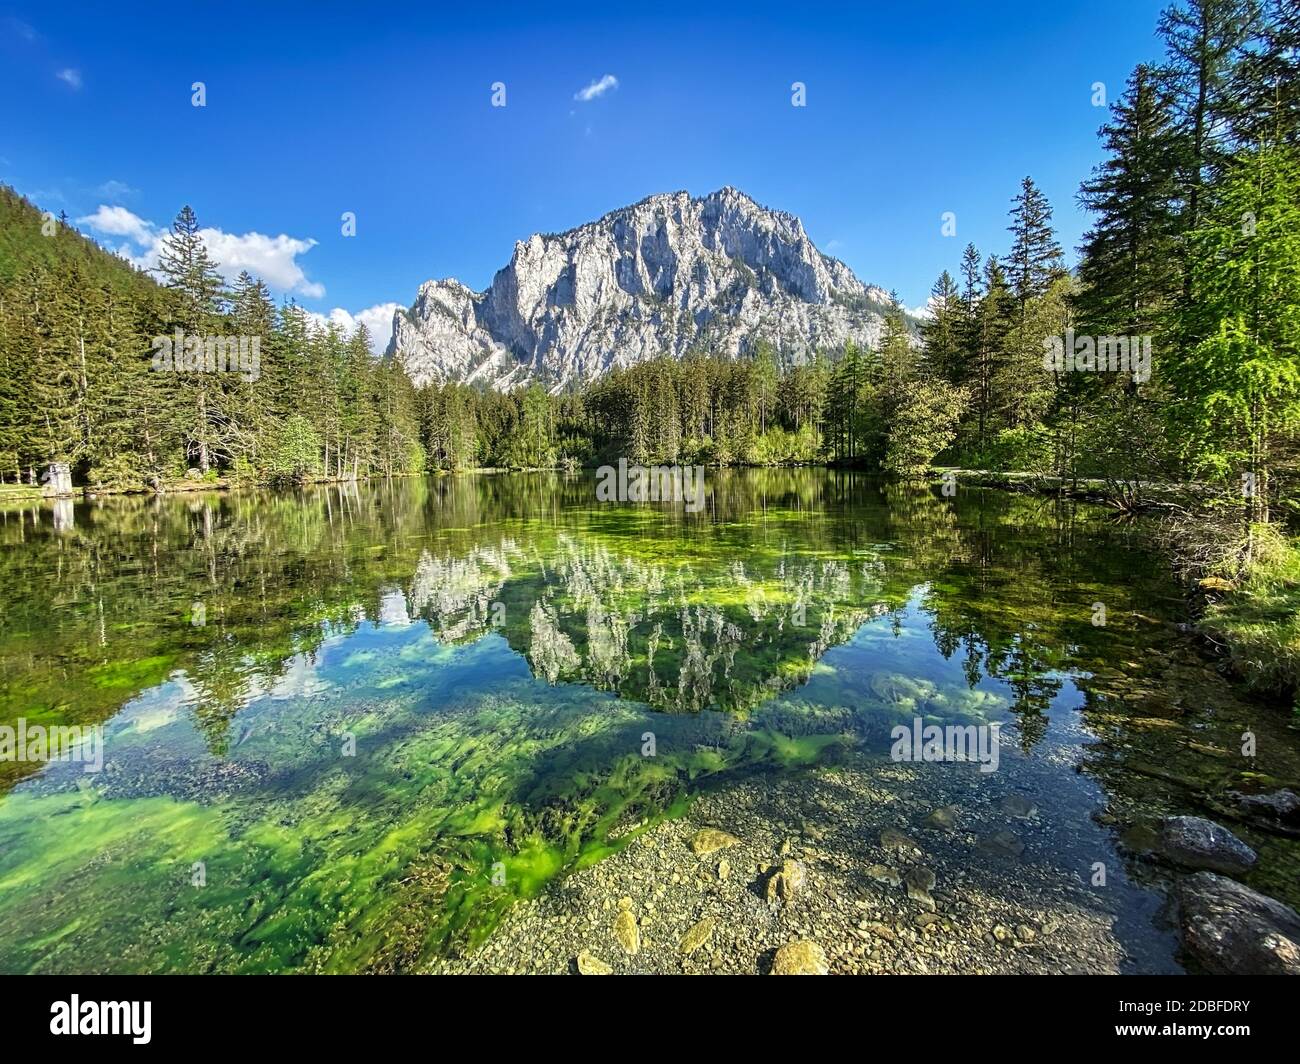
[303,303,401,354]
[907,297,938,321]
[574,74,618,102]
[95,179,137,200]
[349,303,402,352]
[78,204,325,299]
[76,205,155,244]
[55,68,81,89]
[8,18,37,42]
[198,229,324,298]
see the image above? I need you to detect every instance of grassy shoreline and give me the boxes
[1196,540,1300,710]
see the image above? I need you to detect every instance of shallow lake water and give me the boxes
[0,470,1296,973]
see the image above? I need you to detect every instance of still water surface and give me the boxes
[0,471,1295,972]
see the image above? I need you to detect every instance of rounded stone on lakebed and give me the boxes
[977,830,1025,859]
[1178,872,1300,975]
[1156,815,1257,875]
[771,939,829,975]
[999,795,1038,819]
[679,916,715,955]
[688,827,740,855]
[880,827,921,854]
[576,949,613,975]
[865,863,902,888]
[613,908,640,954]
[765,858,807,903]
[923,804,960,831]
[1230,788,1300,827]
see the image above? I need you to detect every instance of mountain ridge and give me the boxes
[387,187,905,392]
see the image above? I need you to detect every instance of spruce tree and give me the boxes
[156,206,228,473]
[157,205,226,323]
[1155,0,1262,250]
[921,271,963,384]
[971,256,1013,449]
[1078,66,1183,337]
[1006,177,1063,311]
[1229,0,1297,147]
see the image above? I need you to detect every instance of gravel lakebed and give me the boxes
[427,749,1178,974]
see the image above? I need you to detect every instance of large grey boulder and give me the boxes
[1178,872,1300,975]
[1157,815,1257,875]
[1230,789,1300,828]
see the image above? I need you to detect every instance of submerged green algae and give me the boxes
[1,470,1298,973]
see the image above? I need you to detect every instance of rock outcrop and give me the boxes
[1156,815,1258,875]
[1177,872,1300,975]
[388,187,902,391]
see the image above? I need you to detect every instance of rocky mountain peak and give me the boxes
[387,187,901,391]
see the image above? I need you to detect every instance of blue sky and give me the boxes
[2,0,1168,346]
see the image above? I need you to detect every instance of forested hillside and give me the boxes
[0,190,424,487]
